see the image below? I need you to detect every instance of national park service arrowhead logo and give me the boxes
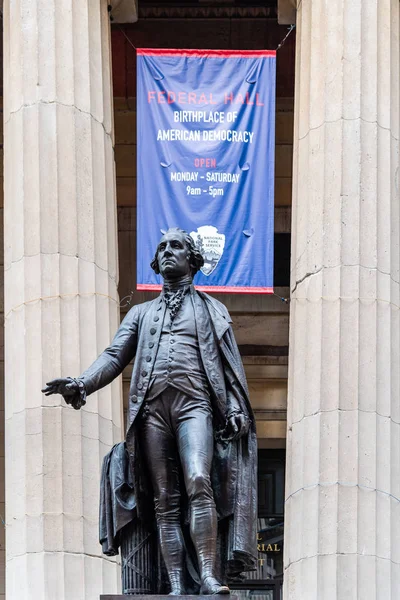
[190,226,225,276]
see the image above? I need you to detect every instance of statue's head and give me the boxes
[150,228,204,280]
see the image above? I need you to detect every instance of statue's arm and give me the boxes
[220,327,250,441]
[200,293,250,441]
[219,369,250,442]
[78,306,139,395]
[224,363,245,417]
[42,306,140,408]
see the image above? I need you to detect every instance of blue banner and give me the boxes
[137,49,276,293]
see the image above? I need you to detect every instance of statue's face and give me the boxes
[157,231,192,280]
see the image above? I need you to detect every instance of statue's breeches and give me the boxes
[138,387,218,587]
[138,388,215,517]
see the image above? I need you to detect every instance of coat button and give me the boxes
[154,316,159,322]
[132,395,138,403]
[149,342,154,348]
[146,355,152,362]
[137,383,143,390]
[142,370,148,377]
[150,327,157,335]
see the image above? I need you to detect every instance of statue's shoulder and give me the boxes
[196,290,233,324]
[124,296,160,322]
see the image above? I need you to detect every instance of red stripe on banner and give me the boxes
[137,284,274,294]
[137,48,276,58]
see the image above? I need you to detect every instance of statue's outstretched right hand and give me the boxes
[42,378,78,397]
[42,378,86,410]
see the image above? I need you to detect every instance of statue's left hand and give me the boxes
[223,413,250,442]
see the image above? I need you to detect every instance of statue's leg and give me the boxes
[139,397,186,595]
[175,394,230,595]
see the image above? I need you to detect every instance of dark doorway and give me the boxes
[232,449,285,600]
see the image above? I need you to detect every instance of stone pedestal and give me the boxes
[100,594,238,600]
[285,1,400,599]
[3,0,123,598]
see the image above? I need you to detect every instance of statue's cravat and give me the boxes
[163,285,190,321]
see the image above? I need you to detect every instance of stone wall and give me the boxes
[0,100,4,599]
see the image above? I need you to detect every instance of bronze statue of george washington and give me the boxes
[43,228,257,595]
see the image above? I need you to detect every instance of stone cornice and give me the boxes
[109,0,138,23]
[138,5,276,19]
[277,0,296,24]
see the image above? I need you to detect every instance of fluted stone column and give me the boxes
[3,1,123,598]
[285,1,400,599]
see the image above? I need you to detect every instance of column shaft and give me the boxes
[3,1,123,598]
[285,1,400,598]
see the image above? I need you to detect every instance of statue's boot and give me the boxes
[167,569,186,596]
[166,569,186,594]
[159,523,186,595]
[200,576,230,595]
[191,502,230,595]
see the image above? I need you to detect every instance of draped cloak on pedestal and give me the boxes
[76,288,257,587]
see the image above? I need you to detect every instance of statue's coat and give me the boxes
[80,288,257,577]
